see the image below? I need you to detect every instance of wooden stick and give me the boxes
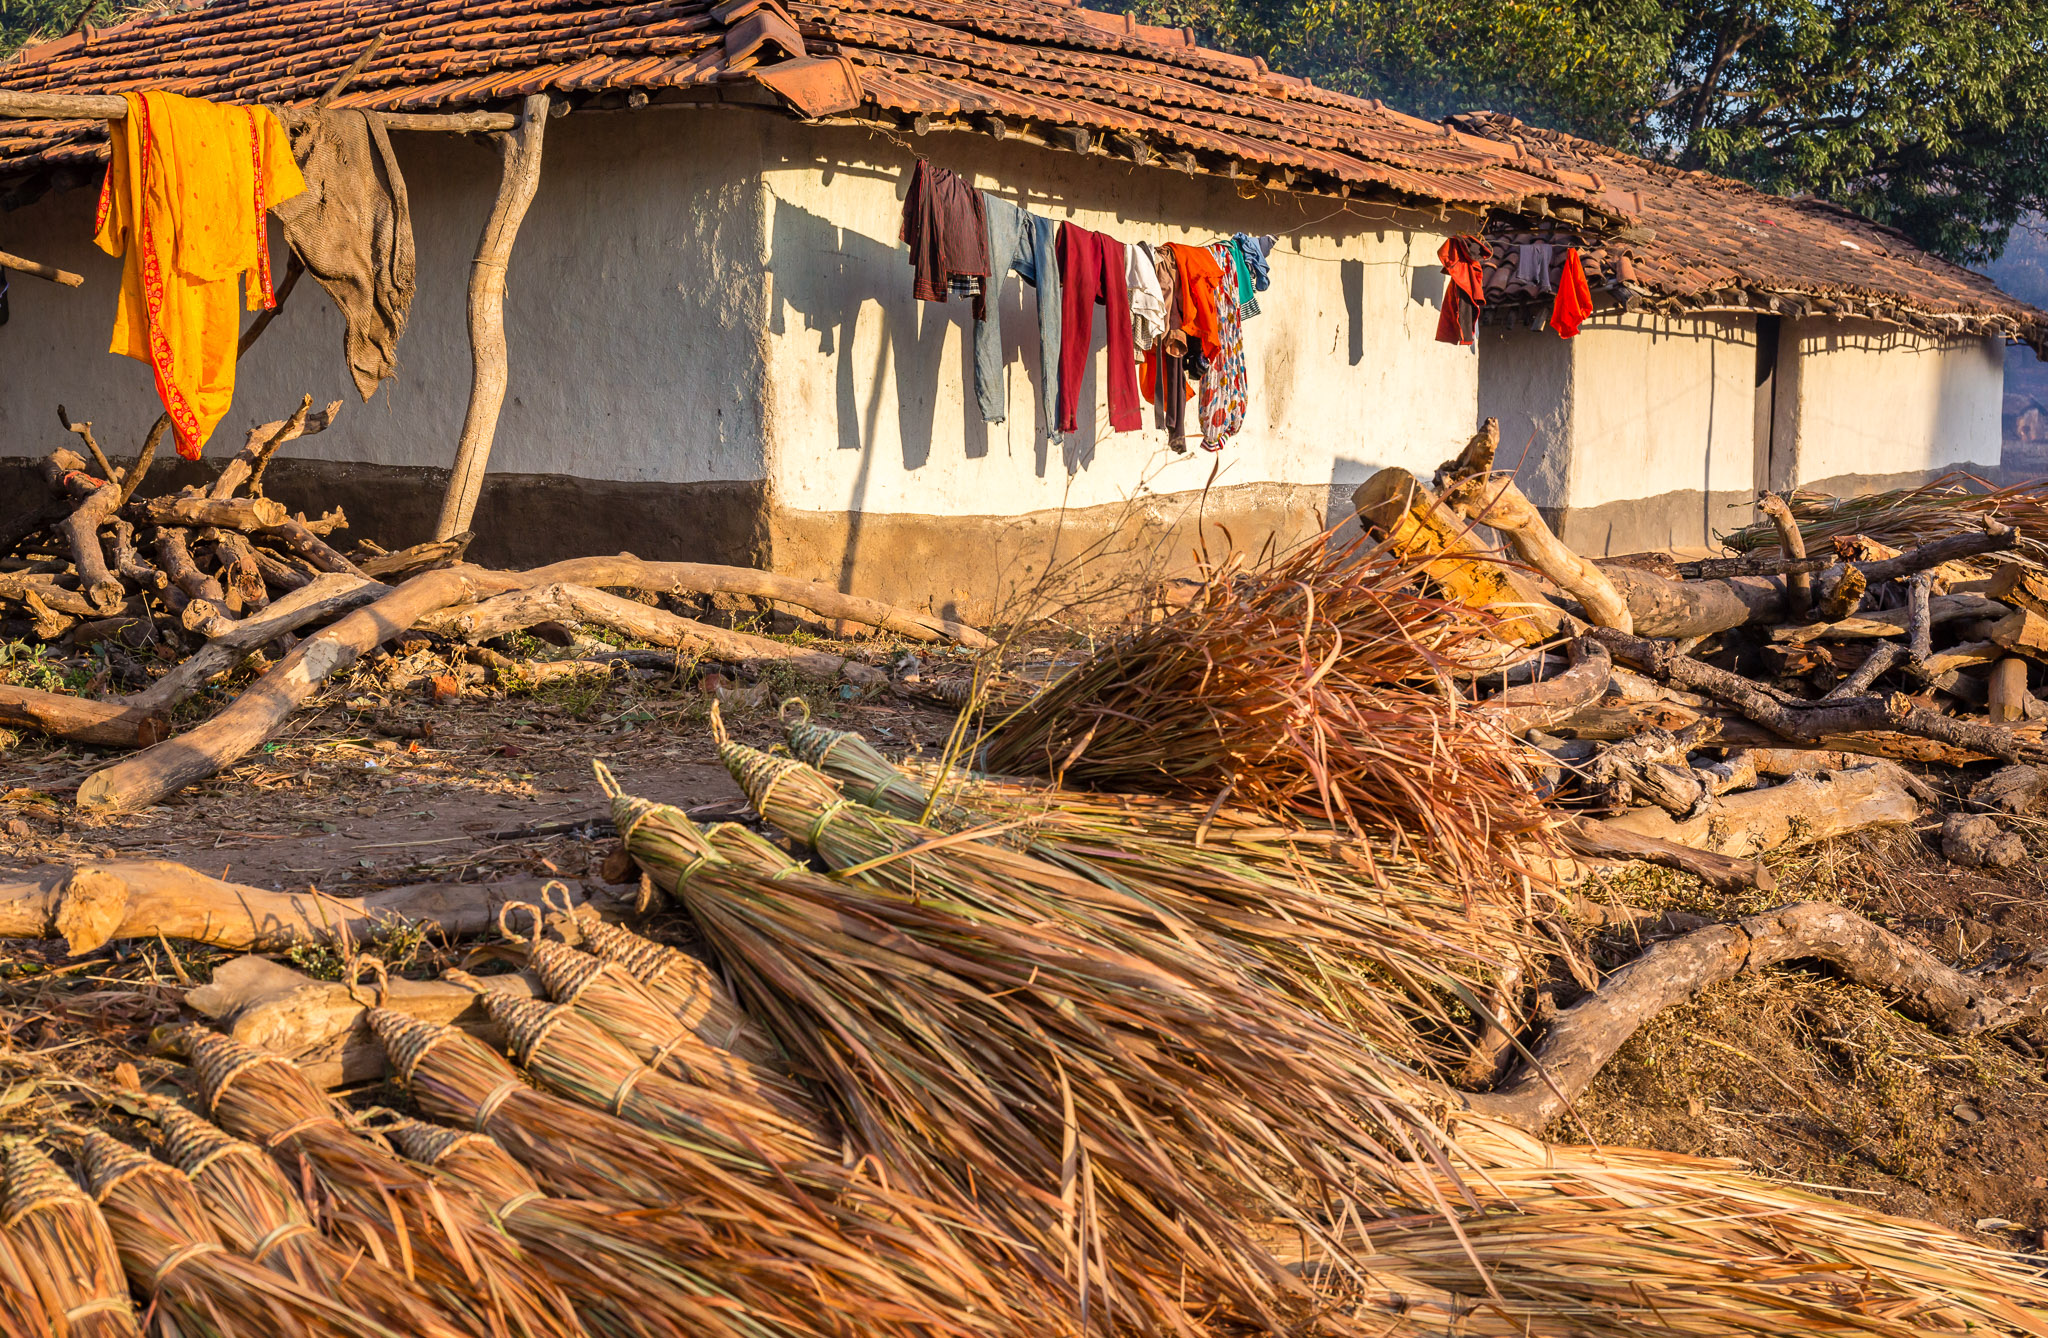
[1557,817,1772,895]
[0,861,581,955]
[0,248,82,286]
[515,554,992,647]
[1755,493,1810,619]
[121,572,389,716]
[1479,634,1611,734]
[1822,641,1901,700]
[1772,592,2007,644]
[418,582,887,687]
[0,685,165,748]
[1461,900,2042,1132]
[435,93,549,541]
[1602,764,1920,854]
[318,30,385,108]
[1904,571,1934,663]
[1679,523,2018,581]
[1990,657,2029,723]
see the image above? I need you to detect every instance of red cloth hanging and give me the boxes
[1551,247,1593,338]
[1434,236,1485,345]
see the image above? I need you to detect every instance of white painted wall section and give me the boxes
[1564,313,1755,510]
[1783,318,2004,483]
[0,106,772,487]
[756,121,1482,524]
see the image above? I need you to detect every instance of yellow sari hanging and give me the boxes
[95,91,305,459]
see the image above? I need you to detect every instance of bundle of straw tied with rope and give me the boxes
[14,428,2048,1337]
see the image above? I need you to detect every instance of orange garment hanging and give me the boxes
[1166,242,1225,362]
[96,91,306,460]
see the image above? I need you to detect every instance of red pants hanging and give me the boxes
[1056,223,1142,434]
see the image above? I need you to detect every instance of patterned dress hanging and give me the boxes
[1198,241,1247,452]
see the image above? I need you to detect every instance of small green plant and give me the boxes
[0,641,89,694]
[285,918,437,981]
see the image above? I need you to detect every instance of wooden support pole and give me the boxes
[0,248,82,287]
[435,93,549,541]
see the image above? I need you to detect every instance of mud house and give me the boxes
[1450,112,2048,556]
[0,0,1622,621]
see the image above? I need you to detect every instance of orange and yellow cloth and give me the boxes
[95,91,305,459]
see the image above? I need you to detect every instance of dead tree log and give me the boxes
[1480,635,1612,734]
[0,861,579,955]
[1558,817,1774,895]
[1591,627,2048,764]
[1436,420,1634,632]
[418,582,887,687]
[76,567,509,813]
[121,572,390,717]
[1352,465,1565,646]
[1461,901,2046,1132]
[55,475,126,613]
[1602,765,1921,856]
[0,686,165,747]
[1756,493,1811,619]
[1679,523,2018,582]
[531,555,994,648]
[1773,593,2007,644]
[136,494,289,530]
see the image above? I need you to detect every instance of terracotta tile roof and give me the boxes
[0,0,1612,215]
[1448,112,2048,348]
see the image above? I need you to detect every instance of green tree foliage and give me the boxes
[1112,0,2048,265]
[0,0,154,59]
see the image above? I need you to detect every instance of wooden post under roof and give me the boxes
[434,92,550,542]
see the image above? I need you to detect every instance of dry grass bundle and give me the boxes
[508,906,825,1137]
[0,1218,56,1338]
[378,1113,872,1338]
[1723,470,2048,558]
[72,1126,412,1338]
[572,914,780,1066]
[179,1029,584,1338]
[365,1006,1012,1338]
[142,1101,473,1338]
[446,969,830,1170]
[0,1140,134,1337]
[1326,1129,2048,1338]
[787,717,1530,1071]
[977,536,1557,887]
[605,774,1481,1338]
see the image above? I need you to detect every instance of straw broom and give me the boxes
[0,1216,55,1338]
[569,913,784,1067]
[0,1139,135,1338]
[976,535,1557,889]
[179,1028,585,1338]
[504,901,828,1140]
[604,775,1472,1338]
[374,1111,864,1338]
[364,1003,1017,1338]
[140,1100,476,1338]
[786,716,1532,1070]
[445,968,833,1171]
[70,1125,419,1338]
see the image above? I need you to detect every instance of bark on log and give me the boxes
[1462,901,2045,1131]
[1478,635,1612,734]
[1990,658,2029,723]
[419,582,887,687]
[152,525,237,636]
[103,518,165,593]
[1436,423,1634,633]
[56,476,125,612]
[0,572,99,617]
[1602,765,1920,856]
[210,396,339,501]
[136,494,289,530]
[1541,699,1704,741]
[436,94,550,541]
[357,533,473,580]
[259,514,368,579]
[0,248,82,287]
[1596,566,1788,639]
[0,686,165,747]
[1823,642,1903,699]
[0,861,578,955]
[1558,816,1775,894]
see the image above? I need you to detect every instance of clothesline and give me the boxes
[901,157,1275,455]
[0,88,515,133]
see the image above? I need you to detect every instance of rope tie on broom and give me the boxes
[495,1190,545,1220]
[64,1300,131,1323]
[250,1221,317,1264]
[182,1141,262,1183]
[606,1065,652,1117]
[263,1114,342,1150]
[472,1080,523,1133]
[150,1241,224,1288]
[498,901,543,947]
[807,799,856,850]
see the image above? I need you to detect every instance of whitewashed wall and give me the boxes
[1479,312,1755,552]
[1779,317,2004,486]
[756,120,1482,531]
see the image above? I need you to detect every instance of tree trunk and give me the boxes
[1602,765,1920,856]
[0,686,165,748]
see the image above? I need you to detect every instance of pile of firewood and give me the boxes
[0,394,991,815]
[1358,419,2048,881]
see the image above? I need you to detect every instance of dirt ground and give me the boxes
[4,640,2047,1255]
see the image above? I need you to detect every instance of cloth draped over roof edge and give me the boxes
[1448,112,2048,351]
[0,0,1611,219]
